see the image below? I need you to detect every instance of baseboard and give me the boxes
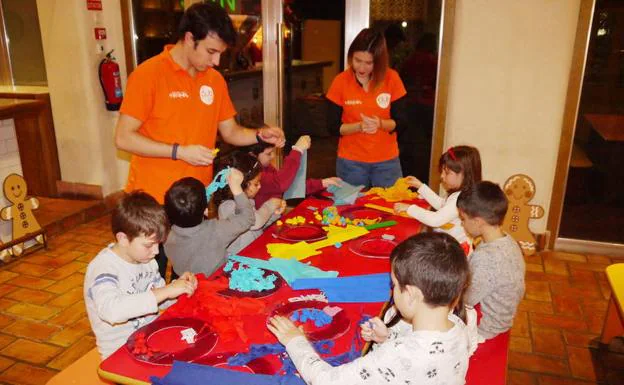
[555,238,624,258]
[56,181,103,200]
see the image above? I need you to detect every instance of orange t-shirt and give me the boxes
[326,68,406,163]
[120,45,236,203]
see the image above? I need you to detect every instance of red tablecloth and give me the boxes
[99,195,426,384]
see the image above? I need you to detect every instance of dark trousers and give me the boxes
[155,244,178,281]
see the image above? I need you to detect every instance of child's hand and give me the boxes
[275,199,287,215]
[293,135,311,152]
[394,203,410,213]
[167,277,196,298]
[178,272,198,292]
[322,177,342,189]
[404,176,422,189]
[360,317,389,343]
[267,316,306,345]
[227,168,244,196]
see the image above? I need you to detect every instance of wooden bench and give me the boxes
[601,263,624,345]
[46,348,113,385]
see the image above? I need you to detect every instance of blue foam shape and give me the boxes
[205,167,231,202]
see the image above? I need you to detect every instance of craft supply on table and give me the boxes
[227,255,338,285]
[270,299,350,341]
[326,181,364,205]
[224,261,278,292]
[291,273,391,303]
[364,203,410,218]
[365,177,419,202]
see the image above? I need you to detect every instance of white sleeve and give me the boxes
[465,307,479,356]
[417,184,446,209]
[285,336,411,384]
[406,192,459,227]
[89,273,159,325]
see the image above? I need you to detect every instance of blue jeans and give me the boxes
[336,157,403,188]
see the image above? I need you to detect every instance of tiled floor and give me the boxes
[0,213,619,384]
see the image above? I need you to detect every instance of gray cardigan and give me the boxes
[218,197,281,256]
[164,193,255,276]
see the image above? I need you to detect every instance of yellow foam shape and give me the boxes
[267,224,369,260]
[364,203,409,218]
[439,222,454,230]
[366,178,419,202]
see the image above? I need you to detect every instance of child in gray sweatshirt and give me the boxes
[457,181,526,341]
[163,169,254,276]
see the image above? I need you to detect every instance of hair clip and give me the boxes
[447,147,457,161]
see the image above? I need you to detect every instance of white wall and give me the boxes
[444,0,581,232]
[36,0,129,196]
[0,119,22,241]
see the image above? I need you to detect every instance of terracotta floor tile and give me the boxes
[508,369,538,385]
[1,339,62,365]
[21,255,65,269]
[532,328,566,356]
[47,287,82,308]
[541,251,587,263]
[0,334,16,350]
[550,281,602,301]
[0,314,14,329]
[543,258,569,276]
[0,272,18,284]
[46,335,95,371]
[567,261,612,273]
[48,317,92,347]
[76,252,97,263]
[7,263,53,278]
[74,243,105,254]
[2,319,60,340]
[5,288,55,306]
[563,331,599,348]
[511,311,531,338]
[0,356,14,372]
[47,301,86,327]
[508,352,569,376]
[526,263,544,273]
[531,313,588,332]
[525,271,568,283]
[44,273,84,294]
[5,303,60,321]
[597,280,612,301]
[537,374,597,385]
[567,346,598,381]
[510,336,533,353]
[552,294,583,316]
[0,285,17,298]
[586,254,612,265]
[569,268,599,285]
[525,281,552,302]
[4,276,54,291]
[42,261,87,280]
[518,299,554,314]
[0,298,18,311]
[0,362,57,385]
[525,254,543,264]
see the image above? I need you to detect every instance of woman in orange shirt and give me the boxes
[326,28,408,188]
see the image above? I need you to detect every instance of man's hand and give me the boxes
[267,316,306,345]
[259,127,286,147]
[177,145,216,166]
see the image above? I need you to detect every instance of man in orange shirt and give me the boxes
[115,2,284,204]
[115,2,284,277]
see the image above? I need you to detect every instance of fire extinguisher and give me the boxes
[99,49,123,111]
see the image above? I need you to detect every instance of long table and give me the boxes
[99,195,426,384]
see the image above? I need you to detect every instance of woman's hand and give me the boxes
[360,317,390,343]
[321,177,342,188]
[404,176,422,189]
[360,113,380,134]
[394,202,410,213]
[267,316,306,345]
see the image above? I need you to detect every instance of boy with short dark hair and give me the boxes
[457,181,525,341]
[268,232,478,384]
[84,191,197,359]
[164,169,254,276]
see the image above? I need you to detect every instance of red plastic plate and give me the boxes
[219,270,285,299]
[125,318,218,365]
[274,224,327,242]
[194,351,274,374]
[349,235,398,259]
[339,206,389,221]
[269,300,350,341]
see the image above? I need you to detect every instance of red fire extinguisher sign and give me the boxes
[99,50,123,111]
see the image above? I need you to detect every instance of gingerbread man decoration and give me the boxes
[0,174,44,257]
[502,174,544,256]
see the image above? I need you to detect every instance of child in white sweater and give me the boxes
[394,145,482,254]
[268,232,478,385]
[84,191,197,358]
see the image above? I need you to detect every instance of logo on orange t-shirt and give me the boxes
[200,85,214,105]
[376,93,391,108]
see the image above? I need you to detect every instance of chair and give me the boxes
[45,348,113,385]
[465,331,510,385]
[601,263,624,344]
